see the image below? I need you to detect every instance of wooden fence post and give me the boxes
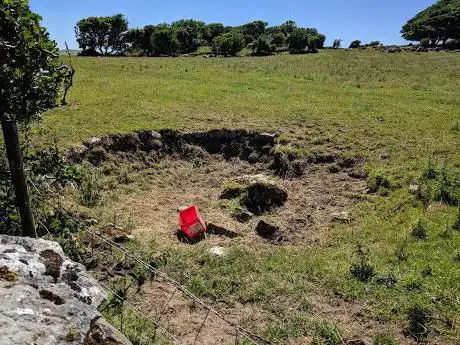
[1,117,36,237]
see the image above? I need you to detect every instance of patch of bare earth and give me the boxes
[104,156,366,248]
[73,129,388,344]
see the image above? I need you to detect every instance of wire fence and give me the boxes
[27,176,272,345]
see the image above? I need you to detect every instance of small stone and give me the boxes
[151,131,162,140]
[84,137,102,147]
[409,184,419,193]
[233,209,253,223]
[209,246,227,257]
[331,211,351,223]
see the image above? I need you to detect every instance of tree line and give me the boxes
[75,16,326,56]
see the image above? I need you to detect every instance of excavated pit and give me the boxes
[69,129,368,246]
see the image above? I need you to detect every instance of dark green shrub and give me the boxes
[368,40,382,47]
[453,207,460,231]
[349,40,361,48]
[212,32,245,56]
[250,36,276,56]
[350,244,375,282]
[411,219,427,240]
[271,32,286,47]
[407,305,431,341]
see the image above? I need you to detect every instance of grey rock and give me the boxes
[84,137,102,148]
[0,235,131,345]
[233,208,253,223]
[331,211,351,223]
[85,317,133,345]
[150,131,162,140]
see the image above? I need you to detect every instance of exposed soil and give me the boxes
[71,129,368,248]
[102,156,366,248]
[71,129,379,344]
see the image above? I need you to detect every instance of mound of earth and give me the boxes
[220,174,288,215]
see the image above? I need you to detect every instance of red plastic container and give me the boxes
[178,205,207,239]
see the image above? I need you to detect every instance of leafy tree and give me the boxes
[205,23,225,44]
[271,32,286,47]
[332,39,342,49]
[368,40,382,46]
[212,32,245,56]
[172,19,207,53]
[75,14,129,55]
[151,28,179,56]
[401,0,460,44]
[349,40,361,48]
[239,20,268,44]
[1,0,71,235]
[280,20,297,36]
[287,28,310,53]
[250,36,276,56]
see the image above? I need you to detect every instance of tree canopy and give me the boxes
[0,0,64,123]
[75,16,326,57]
[401,0,460,44]
[75,14,129,55]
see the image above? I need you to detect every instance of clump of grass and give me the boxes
[407,304,431,341]
[350,244,375,282]
[79,169,103,207]
[419,160,460,206]
[374,334,398,345]
[421,266,433,277]
[396,238,410,262]
[411,218,427,240]
[328,163,340,173]
[440,223,453,239]
[103,308,169,345]
[451,120,460,133]
[312,320,342,345]
[453,206,460,231]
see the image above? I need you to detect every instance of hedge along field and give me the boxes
[39,50,460,343]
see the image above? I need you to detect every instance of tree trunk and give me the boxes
[1,118,36,237]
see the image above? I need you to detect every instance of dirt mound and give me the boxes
[69,129,276,164]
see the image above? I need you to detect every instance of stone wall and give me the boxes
[0,235,132,345]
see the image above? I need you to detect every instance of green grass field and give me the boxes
[40,50,460,344]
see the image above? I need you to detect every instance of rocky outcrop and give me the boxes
[0,235,132,345]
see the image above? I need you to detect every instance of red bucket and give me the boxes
[178,205,207,239]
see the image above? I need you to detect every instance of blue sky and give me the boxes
[30,0,435,48]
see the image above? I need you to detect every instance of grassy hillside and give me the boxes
[38,50,460,344]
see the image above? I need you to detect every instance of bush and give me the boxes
[79,169,103,207]
[418,161,460,206]
[453,207,460,231]
[411,218,428,240]
[271,32,286,47]
[250,36,276,56]
[212,32,245,56]
[349,40,361,49]
[350,244,375,282]
[368,40,382,47]
[407,305,431,341]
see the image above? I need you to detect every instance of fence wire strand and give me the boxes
[26,175,272,345]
